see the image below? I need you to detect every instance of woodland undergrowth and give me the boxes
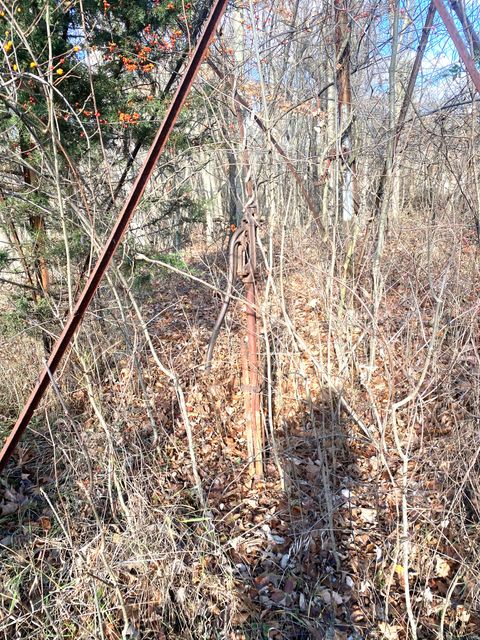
[0,220,479,640]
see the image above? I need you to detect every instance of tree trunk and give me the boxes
[448,0,480,57]
[375,1,436,218]
[335,0,358,221]
[19,131,50,293]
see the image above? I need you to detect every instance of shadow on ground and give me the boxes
[0,245,370,640]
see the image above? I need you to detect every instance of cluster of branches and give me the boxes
[0,0,478,343]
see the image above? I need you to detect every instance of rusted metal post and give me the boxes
[433,0,480,93]
[244,273,263,478]
[235,97,263,478]
[0,0,229,473]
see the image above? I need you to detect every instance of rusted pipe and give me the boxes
[244,277,262,477]
[0,0,229,473]
[205,224,244,370]
[235,95,263,477]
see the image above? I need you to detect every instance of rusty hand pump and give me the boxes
[0,0,229,473]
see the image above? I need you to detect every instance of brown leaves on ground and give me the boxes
[1,235,479,639]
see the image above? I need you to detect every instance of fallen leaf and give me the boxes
[454,605,470,624]
[284,576,296,593]
[435,556,451,578]
[319,589,343,605]
[378,622,401,640]
[270,588,286,604]
[359,508,376,524]
[299,592,306,611]
[1,501,19,516]
[38,516,52,532]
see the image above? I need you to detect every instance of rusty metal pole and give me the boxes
[235,101,263,478]
[0,0,229,473]
[244,270,263,478]
[432,0,480,93]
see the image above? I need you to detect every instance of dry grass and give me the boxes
[0,217,479,639]
[0,331,43,430]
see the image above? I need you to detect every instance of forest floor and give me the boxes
[0,227,479,640]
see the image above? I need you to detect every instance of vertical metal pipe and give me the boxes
[0,0,229,473]
[235,87,263,477]
[245,278,262,477]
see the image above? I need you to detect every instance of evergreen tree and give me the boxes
[0,0,212,308]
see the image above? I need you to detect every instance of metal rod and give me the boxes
[433,0,480,93]
[0,0,229,473]
[205,225,244,370]
[235,94,263,478]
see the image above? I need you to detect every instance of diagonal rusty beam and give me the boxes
[0,0,229,473]
[433,0,480,93]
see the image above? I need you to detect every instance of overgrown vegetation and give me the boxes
[0,1,479,639]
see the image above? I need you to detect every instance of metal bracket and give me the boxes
[205,206,257,370]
